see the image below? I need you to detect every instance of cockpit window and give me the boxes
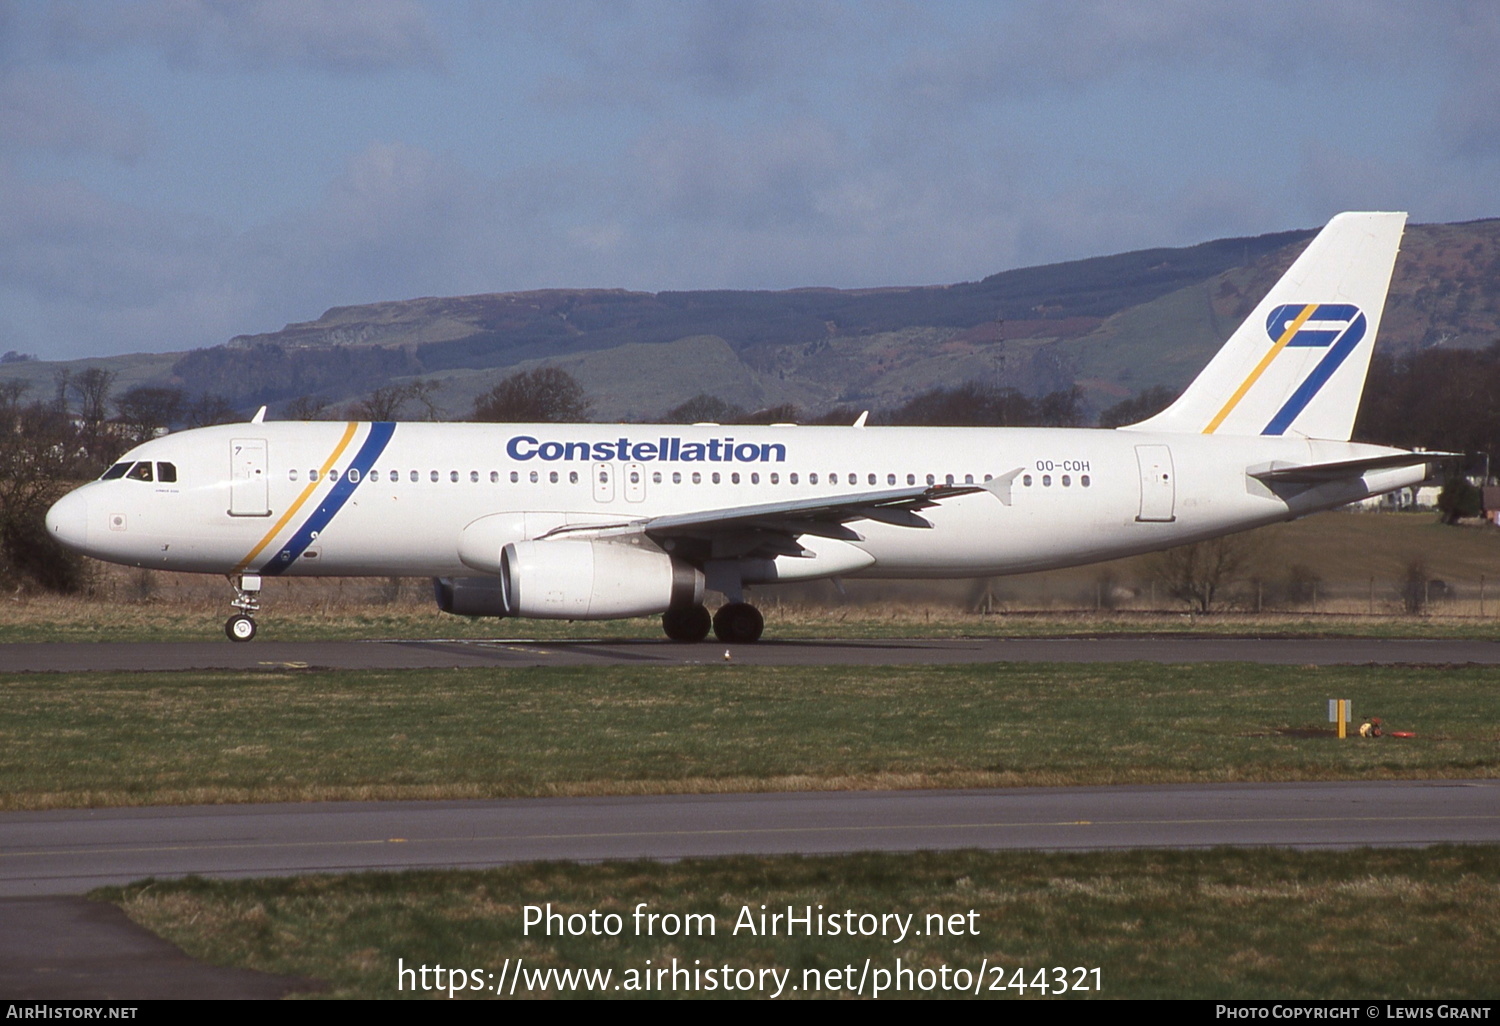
[156,462,177,483]
[125,461,154,482]
[101,462,130,480]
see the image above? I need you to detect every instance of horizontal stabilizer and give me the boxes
[1249,452,1459,484]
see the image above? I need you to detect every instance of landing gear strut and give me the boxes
[225,573,261,642]
[662,604,712,642]
[712,601,764,644]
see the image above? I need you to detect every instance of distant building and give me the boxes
[1483,486,1500,525]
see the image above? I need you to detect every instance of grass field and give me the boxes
[98,846,1500,999]
[6,662,1496,810]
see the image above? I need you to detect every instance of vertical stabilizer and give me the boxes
[1123,211,1406,441]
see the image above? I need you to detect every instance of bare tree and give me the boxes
[1151,536,1256,613]
[664,394,747,424]
[66,367,116,464]
[472,368,590,423]
[116,385,186,445]
[283,395,334,421]
[352,380,441,421]
[186,393,240,427]
[0,380,90,592]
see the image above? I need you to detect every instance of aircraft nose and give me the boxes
[45,490,89,551]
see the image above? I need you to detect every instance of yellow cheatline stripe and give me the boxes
[1202,303,1317,434]
[233,422,359,573]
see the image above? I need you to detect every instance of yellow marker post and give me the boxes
[1328,699,1350,739]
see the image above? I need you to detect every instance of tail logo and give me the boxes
[1260,303,1366,435]
[1204,302,1368,435]
[1265,303,1366,350]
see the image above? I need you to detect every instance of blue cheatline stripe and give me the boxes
[259,422,396,576]
[1261,311,1367,436]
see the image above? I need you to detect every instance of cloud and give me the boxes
[526,0,847,109]
[1433,3,1500,157]
[46,0,444,73]
[0,67,152,161]
[897,0,1431,106]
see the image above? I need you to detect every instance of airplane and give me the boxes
[44,211,1445,644]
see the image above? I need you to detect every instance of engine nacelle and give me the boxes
[502,539,704,619]
[433,575,510,617]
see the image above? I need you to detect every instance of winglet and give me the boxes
[853,411,869,428]
[251,405,267,424]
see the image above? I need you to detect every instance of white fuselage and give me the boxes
[47,420,1425,582]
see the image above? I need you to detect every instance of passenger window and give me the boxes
[750,472,759,484]
[529,470,538,483]
[926,474,935,486]
[730,472,739,484]
[471,471,479,483]
[430,471,439,482]
[449,471,458,483]
[410,470,418,482]
[1081,475,1091,487]
[289,469,299,482]
[330,469,341,482]
[810,473,818,485]
[790,473,799,484]
[691,472,702,484]
[888,474,896,486]
[906,474,915,485]
[347,469,360,483]
[868,474,876,486]
[510,471,519,483]
[569,471,579,484]
[673,472,682,484]
[126,461,153,482]
[964,474,974,484]
[549,471,559,483]
[711,472,720,484]
[630,470,641,484]
[156,462,177,483]
[1043,474,1052,487]
[1062,475,1071,487]
[945,474,954,486]
[652,472,662,484]
[101,462,130,480]
[770,473,779,484]
[1023,474,1033,486]
[490,471,499,483]
[310,469,319,482]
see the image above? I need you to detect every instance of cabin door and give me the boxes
[229,438,270,517]
[1134,444,1176,522]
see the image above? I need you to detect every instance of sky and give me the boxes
[3,0,1499,361]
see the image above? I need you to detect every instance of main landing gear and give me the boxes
[225,573,260,642]
[661,602,765,644]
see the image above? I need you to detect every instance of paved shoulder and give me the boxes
[4,781,1497,898]
[5,636,1500,672]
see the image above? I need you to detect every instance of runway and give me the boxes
[4,781,1498,898]
[6,634,1500,672]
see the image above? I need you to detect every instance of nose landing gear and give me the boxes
[225,573,261,642]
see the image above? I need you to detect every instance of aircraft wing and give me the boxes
[1249,451,1460,484]
[535,483,989,544]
